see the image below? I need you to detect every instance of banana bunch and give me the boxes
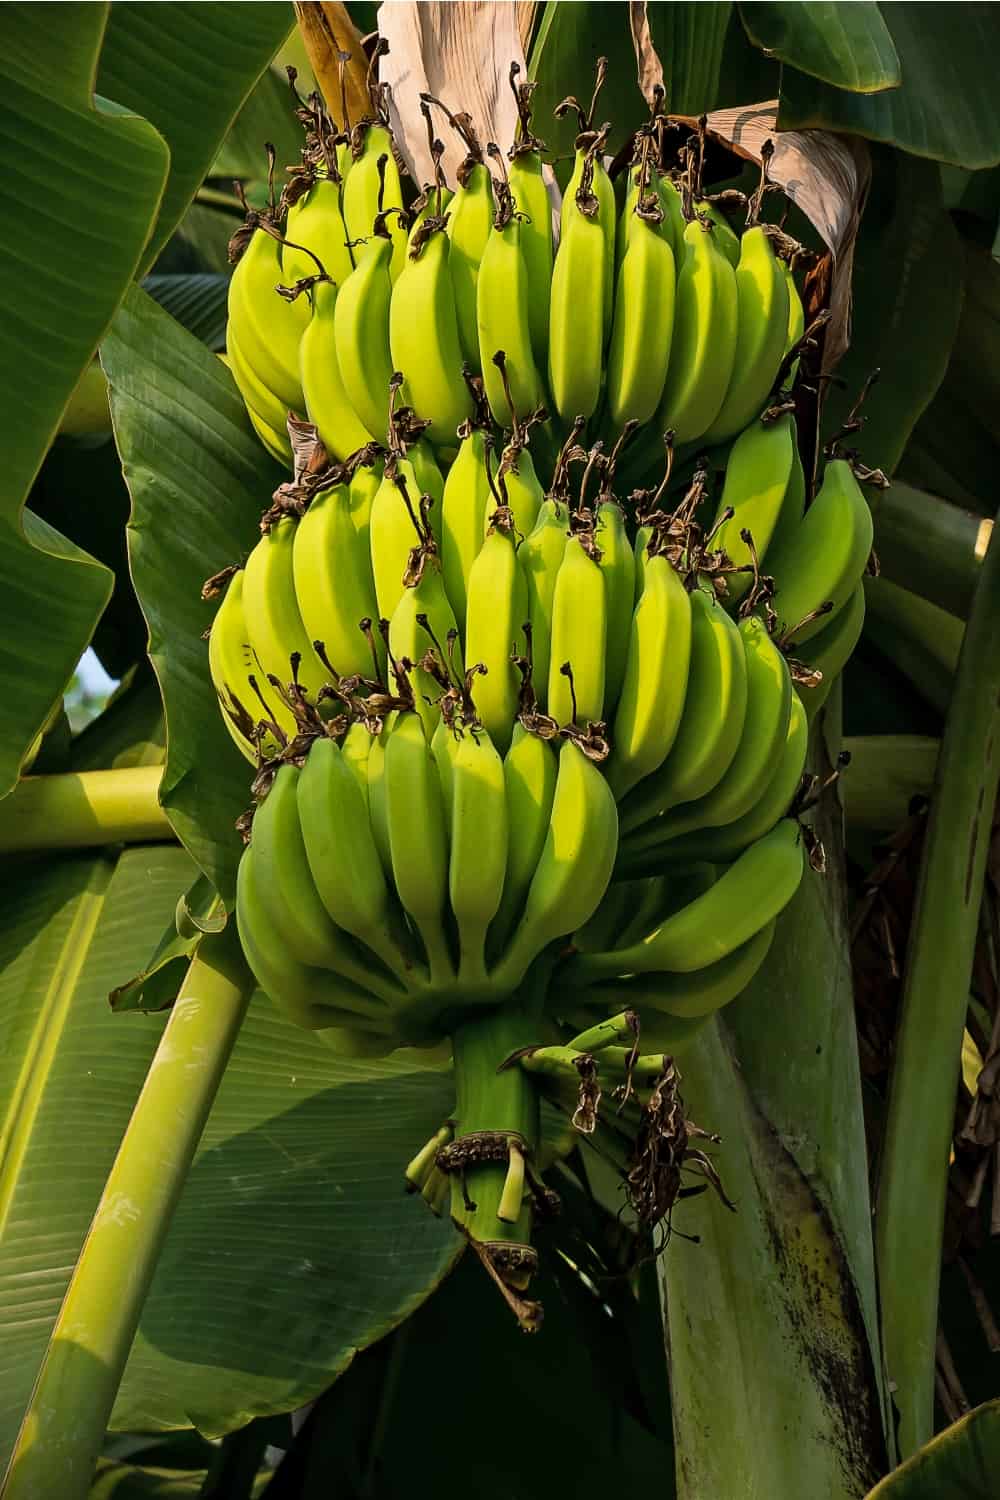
[206,50,881,1309]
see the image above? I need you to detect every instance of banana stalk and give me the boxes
[0,767,172,851]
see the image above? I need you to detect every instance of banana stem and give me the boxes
[872,481,990,620]
[875,502,1000,1458]
[0,767,172,852]
[0,926,252,1500]
[840,735,938,830]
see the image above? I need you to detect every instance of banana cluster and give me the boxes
[207,60,876,1300]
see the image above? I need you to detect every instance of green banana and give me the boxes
[226,329,293,464]
[606,553,693,800]
[464,514,528,753]
[547,535,606,727]
[448,728,508,985]
[334,231,395,443]
[349,454,382,557]
[369,458,431,622]
[574,818,803,981]
[657,215,738,446]
[342,121,407,280]
[507,62,553,366]
[297,736,423,987]
[384,711,455,984]
[236,843,394,1039]
[646,615,792,843]
[299,279,374,459]
[406,182,454,252]
[619,583,747,831]
[227,222,308,414]
[493,437,544,541]
[520,497,570,709]
[764,457,874,643]
[477,193,545,426]
[492,738,619,991]
[388,560,463,737]
[488,724,558,959]
[710,412,797,604]
[446,157,495,368]
[440,424,493,631]
[595,499,636,716]
[791,581,866,721]
[577,921,775,1020]
[242,518,331,703]
[390,221,473,447]
[284,175,355,288]
[703,226,789,445]
[207,568,293,762]
[406,438,446,534]
[292,476,379,681]
[366,713,395,877]
[548,139,609,424]
[606,192,675,429]
[341,717,374,806]
[694,199,740,266]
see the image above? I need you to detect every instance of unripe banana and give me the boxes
[227,225,308,414]
[366,713,395,877]
[648,615,792,842]
[547,535,606,727]
[406,183,453,251]
[704,226,790,446]
[792,581,866,721]
[606,552,692,800]
[226,330,293,464]
[596,500,636,715]
[492,442,544,541]
[334,233,394,443]
[548,145,609,424]
[575,818,802,981]
[284,176,355,288]
[299,280,374,460]
[406,439,446,535]
[606,210,675,429]
[620,691,808,873]
[578,921,775,1020]
[342,123,407,280]
[236,844,394,1039]
[208,568,294,762]
[711,413,797,604]
[297,736,423,986]
[619,584,747,832]
[764,458,874,643]
[477,211,544,426]
[369,459,431,621]
[384,712,454,984]
[694,199,740,266]
[763,426,806,560]
[388,562,462,737]
[658,176,686,263]
[520,498,570,708]
[349,456,382,557]
[292,477,379,681]
[657,216,738,446]
[250,763,404,1002]
[632,522,653,602]
[447,160,495,368]
[508,149,553,366]
[431,716,457,837]
[390,225,473,447]
[242,518,331,703]
[488,724,558,959]
[440,425,493,631]
[341,717,374,806]
[492,739,619,991]
[784,260,805,381]
[449,729,508,985]
[464,517,528,753]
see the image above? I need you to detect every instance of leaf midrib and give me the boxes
[0,858,115,1241]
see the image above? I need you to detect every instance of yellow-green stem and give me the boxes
[1,926,252,1500]
[0,768,172,851]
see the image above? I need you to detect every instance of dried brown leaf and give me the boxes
[294,3,370,129]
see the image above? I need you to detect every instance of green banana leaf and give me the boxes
[143,276,231,354]
[101,285,284,904]
[821,152,963,477]
[0,841,196,1474]
[661,729,891,1496]
[777,4,1000,169]
[641,2,733,116]
[211,58,303,185]
[95,3,295,272]
[864,1400,1000,1498]
[738,1,900,92]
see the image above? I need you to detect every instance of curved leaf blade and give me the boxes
[0,2,168,792]
[739,2,900,92]
[96,2,295,270]
[101,285,284,904]
[778,5,1000,168]
[864,1400,1000,1498]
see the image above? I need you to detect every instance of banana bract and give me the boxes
[206,76,873,1316]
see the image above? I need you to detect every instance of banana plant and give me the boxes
[3,3,1000,1498]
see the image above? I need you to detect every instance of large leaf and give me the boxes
[0,2,168,793]
[739,2,899,92]
[0,842,195,1474]
[96,3,295,271]
[864,1400,999,1497]
[143,275,231,353]
[101,285,284,905]
[821,151,963,476]
[631,2,734,118]
[110,1006,456,1435]
[778,5,1000,169]
[212,61,303,184]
